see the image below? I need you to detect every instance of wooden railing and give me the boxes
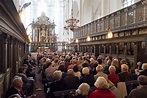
[74,0,147,40]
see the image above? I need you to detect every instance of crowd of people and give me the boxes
[6,51,147,98]
[6,55,36,98]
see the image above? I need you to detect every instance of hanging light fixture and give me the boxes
[86,35,91,41]
[106,28,113,38]
[64,0,79,31]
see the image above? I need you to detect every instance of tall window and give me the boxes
[122,0,134,7]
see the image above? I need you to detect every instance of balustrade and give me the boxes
[73,0,147,39]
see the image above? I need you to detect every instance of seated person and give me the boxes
[139,63,147,76]
[17,67,34,96]
[128,75,147,98]
[118,64,133,82]
[94,65,108,81]
[80,67,94,87]
[69,83,90,98]
[6,77,24,98]
[47,70,66,98]
[64,69,79,90]
[135,61,142,75]
[89,77,115,98]
[108,66,119,84]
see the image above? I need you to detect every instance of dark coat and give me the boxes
[139,70,147,76]
[6,86,22,98]
[118,72,133,82]
[80,74,94,87]
[128,85,147,98]
[64,75,79,89]
[48,79,66,98]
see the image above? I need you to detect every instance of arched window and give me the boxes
[122,0,134,7]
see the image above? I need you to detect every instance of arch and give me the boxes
[82,0,102,25]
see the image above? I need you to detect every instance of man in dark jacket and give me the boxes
[6,77,24,98]
[128,75,147,98]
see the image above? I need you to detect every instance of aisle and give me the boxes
[35,66,46,98]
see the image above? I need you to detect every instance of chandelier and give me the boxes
[64,0,79,31]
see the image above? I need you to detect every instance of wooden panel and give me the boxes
[6,68,11,90]
[0,74,5,98]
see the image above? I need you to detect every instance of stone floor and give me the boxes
[35,66,46,98]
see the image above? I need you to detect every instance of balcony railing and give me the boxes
[74,0,147,39]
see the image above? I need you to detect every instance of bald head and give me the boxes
[121,64,129,72]
[138,75,147,85]
[109,65,116,74]
[12,77,23,89]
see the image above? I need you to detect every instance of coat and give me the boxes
[89,88,116,98]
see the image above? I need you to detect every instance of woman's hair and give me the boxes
[96,65,103,72]
[109,65,116,74]
[73,65,79,72]
[76,83,90,96]
[82,67,90,75]
[121,64,129,72]
[111,59,119,68]
[53,70,62,81]
[142,63,147,70]
[94,77,109,89]
[138,75,147,85]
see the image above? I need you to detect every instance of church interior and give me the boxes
[0,0,147,98]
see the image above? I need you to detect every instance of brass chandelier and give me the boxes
[64,0,79,31]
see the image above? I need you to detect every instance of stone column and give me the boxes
[3,34,8,96]
[109,44,112,55]
[116,43,119,57]
[94,45,99,57]
[133,42,138,69]
[124,43,127,58]
[104,44,106,55]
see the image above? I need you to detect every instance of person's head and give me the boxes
[138,75,147,85]
[12,77,23,89]
[107,60,112,66]
[76,83,90,96]
[54,58,59,64]
[142,63,147,70]
[109,65,116,74]
[72,57,77,64]
[67,69,74,75]
[120,59,126,65]
[58,65,65,72]
[90,58,95,63]
[137,61,142,69]
[82,62,89,67]
[97,59,102,64]
[111,59,119,67]
[121,64,129,72]
[94,77,109,89]
[73,65,79,72]
[96,65,103,72]
[82,67,90,75]
[53,70,62,81]
[18,67,25,73]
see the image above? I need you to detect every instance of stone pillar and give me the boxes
[124,43,127,58]
[109,44,112,55]
[104,44,106,55]
[133,42,138,69]
[116,43,119,57]
[3,34,8,96]
[94,45,99,57]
